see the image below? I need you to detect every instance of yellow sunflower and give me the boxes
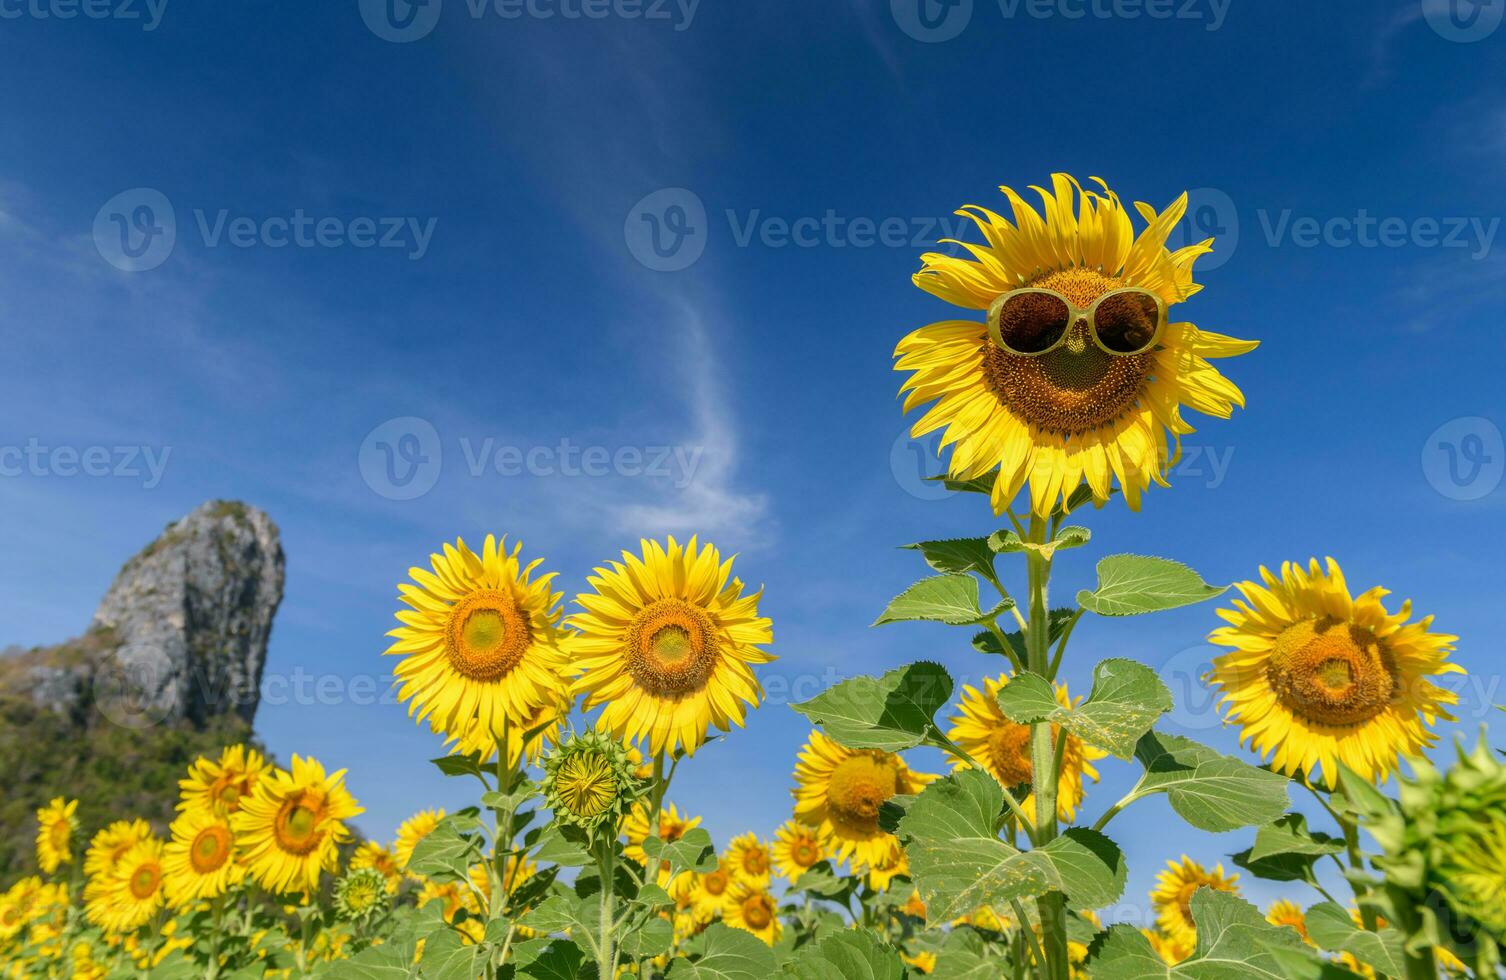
[689,858,735,921]
[895,174,1257,516]
[1144,928,1193,966]
[83,819,152,880]
[88,839,166,935]
[722,879,781,945]
[232,755,363,895]
[1151,857,1241,950]
[622,803,701,887]
[349,842,403,895]
[34,797,78,874]
[770,820,831,882]
[899,889,927,920]
[1265,899,1310,943]
[393,809,445,874]
[862,835,910,891]
[438,684,571,766]
[568,535,774,757]
[1207,558,1462,785]
[163,808,242,906]
[946,673,1105,822]
[901,951,937,974]
[386,535,569,745]
[179,744,268,817]
[791,730,936,868]
[725,833,772,888]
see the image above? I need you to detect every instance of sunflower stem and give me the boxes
[1025,513,1069,980]
[595,836,617,980]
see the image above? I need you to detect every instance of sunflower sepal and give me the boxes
[539,730,645,837]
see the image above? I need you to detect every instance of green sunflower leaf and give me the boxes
[790,661,954,752]
[418,924,484,980]
[666,922,777,979]
[429,752,487,780]
[1233,813,1346,884]
[926,473,996,495]
[643,827,718,877]
[1303,902,1408,979]
[786,930,906,980]
[995,659,1172,759]
[1090,890,1309,979]
[899,769,1126,921]
[873,575,1011,627]
[1077,555,1228,616]
[405,814,484,883]
[989,525,1091,560]
[515,939,591,980]
[1131,732,1291,832]
[619,916,674,959]
[901,538,998,578]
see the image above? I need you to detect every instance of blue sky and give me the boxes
[3,0,1505,924]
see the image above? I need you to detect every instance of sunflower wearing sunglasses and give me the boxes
[894,174,1257,515]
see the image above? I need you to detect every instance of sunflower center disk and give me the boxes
[445,589,533,682]
[704,871,728,896]
[827,756,898,831]
[129,864,160,901]
[626,599,719,698]
[792,841,818,867]
[982,268,1154,436]
[1267,619,1397,727]
[743,895,774,929]
[48,821,69,851]
[274,795,325,856]
[744,849,768,875]
[986,722,1035,787]
[191,827,231,874]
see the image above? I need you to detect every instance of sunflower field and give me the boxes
[4,175,1503,980]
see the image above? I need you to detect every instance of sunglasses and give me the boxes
[986,286,1167,357]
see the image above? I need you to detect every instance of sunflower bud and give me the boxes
[333,867,388,923]
[541,732,645,835]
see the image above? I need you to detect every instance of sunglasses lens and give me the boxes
[995,292,1071,354]
[1093,290,1161,354]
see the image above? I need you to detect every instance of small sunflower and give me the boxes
[349,842,402,895]
[83,819,152,888]
[541,731,645,834]
[1265,899,1310,943]
[1144,928,1193,966]
[1151,857,1241,950]
[163,808,242,907]
[895,174,1257,516]
[179,744,268,816]
[568,535,774,757]
[862,835,910,891]
[770,820,830,882]
[901,950,937,974]
[334,868,389,922]
[232,755,362,896]
[386,535,570,744]
[722,879,781,945]
[791,729,936,868]
[34,798,78,874]
[689,859,735,921]
[393,809,445,874]
[725,833,772,888]
[946,673,1105,821]
[899,889,927,920]
[622,803,701,887]
[1207,558,1462,785]
[89,839,167,935]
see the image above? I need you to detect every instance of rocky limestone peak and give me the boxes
[5,500,284,729]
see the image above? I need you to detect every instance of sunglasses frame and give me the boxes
[986,286,1168,357]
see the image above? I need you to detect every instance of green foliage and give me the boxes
[790,661,954,752]
[1077,555,1227,616]
[1091,890,1312,978]
[873,574,1012,626]
[995,659,1172,759]
[1132,731,1291,832]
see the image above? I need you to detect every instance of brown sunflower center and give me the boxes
[827,755,899,831]
[626,599,718,697]
[445,589,532,682]
[791,839,819,868]
[129,863,161,901]
[273,793,326,856]
[704,870,728,896]
[1267,618,1396,727]
[48,820,69,852]
[980,267,1155,436]
[742,847,769,876]
[212,774,250,811]
[190,825,232,875]
[986,721,1035,787]
[741,893,774,930]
